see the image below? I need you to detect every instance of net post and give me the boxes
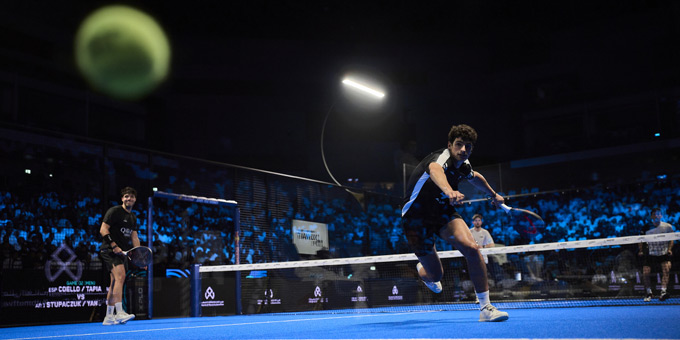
[234,206,242,315]
[147,196,154,319]
[191,263,201,317]
[151,191,241,316]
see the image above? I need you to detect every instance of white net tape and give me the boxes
[201,232,680,272]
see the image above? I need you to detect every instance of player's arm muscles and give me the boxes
[468,171,504,206]
[131,231,141,248]
[467,171,496,196]
[668,240,673,255]
[428,162,462,203]
[100,222,120,253]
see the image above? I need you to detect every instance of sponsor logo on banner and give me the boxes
[388,285,403,301]
[201,286,224,307]
[257,289,281,305]
[308,286,327,304]
[351,285,367,302]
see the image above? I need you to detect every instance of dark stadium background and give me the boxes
[2,1,679,185]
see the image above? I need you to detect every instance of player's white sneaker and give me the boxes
[479,304,509,322]
[416,263,442,293]
[102,314,118,326]
[644,293,652,302]
[114,310,135,324]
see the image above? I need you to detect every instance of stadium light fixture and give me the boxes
[321,77,386,187]
[341,79,385,98]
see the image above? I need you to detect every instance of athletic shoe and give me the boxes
[416,263,442,293]
[659,291,669,301]
[474,297,480,304]
[115,311,135,324]
[479,304,509,322]
[644,293,653,302]
[102,314,118,326]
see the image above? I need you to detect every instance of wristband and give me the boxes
[103,234,114,246]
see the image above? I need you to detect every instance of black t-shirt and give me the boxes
[102,205,137,251]
[402,147,474,217]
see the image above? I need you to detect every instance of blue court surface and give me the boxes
[2,305,679,340]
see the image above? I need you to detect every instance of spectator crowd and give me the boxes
[2,175,678,275]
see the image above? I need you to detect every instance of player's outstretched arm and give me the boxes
[428,162,464,204]
[468,171,504,207]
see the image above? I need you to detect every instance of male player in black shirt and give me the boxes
[100,187,141,325]
[402,124,508,322]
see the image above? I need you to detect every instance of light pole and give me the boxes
[321,78,385,187]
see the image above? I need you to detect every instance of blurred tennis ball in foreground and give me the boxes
[75,5,170,100]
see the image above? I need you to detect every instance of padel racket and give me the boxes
[499,203,545,231]
[121,246,153,267]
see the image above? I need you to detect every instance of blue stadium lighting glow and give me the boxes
[246,270,268,278]
[654,132,660,137]
[166,269,190,278]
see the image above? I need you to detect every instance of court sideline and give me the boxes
[2,305,679,340]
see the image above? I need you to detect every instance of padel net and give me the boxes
[196,232,680,315]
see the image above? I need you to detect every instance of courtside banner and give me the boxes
[201,275,236,316]
[292,219,329,255]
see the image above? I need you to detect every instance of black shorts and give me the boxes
[642,254,671,272]
[402,200,462,257]
[100,246,128,272]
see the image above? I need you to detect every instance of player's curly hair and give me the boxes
[448,124,478,144]
[121,186,137,197]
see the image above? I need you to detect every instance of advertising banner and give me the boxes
[291,219,328,255]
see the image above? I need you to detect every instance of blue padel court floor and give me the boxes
[2,304,679,340]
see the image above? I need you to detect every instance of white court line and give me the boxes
[2,311,439,340]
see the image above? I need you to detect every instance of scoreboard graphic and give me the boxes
[1,244,110,326]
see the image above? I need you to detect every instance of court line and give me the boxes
[2,311,439,340]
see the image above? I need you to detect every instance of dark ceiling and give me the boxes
[1,1,679,183]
